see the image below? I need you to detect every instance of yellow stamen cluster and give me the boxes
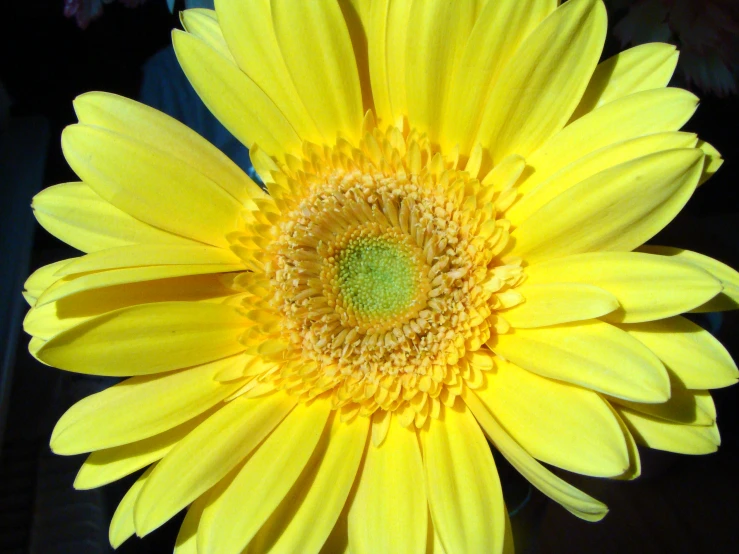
[228,114,526,427]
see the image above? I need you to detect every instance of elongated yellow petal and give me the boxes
[35,264,242,307]
[72,92,263,207]
[490,321,670,403]
[520,88,698,195]
[62,124,242,248]
[571,43,679,121]
[180,8,235,62]
[477,0,606,162]
[476,359,629,477]
[214,0,322,142]
[37,302,247,376]
[23,259,75,306]
[134,392,297,536]
[697,140,723,185]
[174,496,208,554]
[246,412,369,554]
[369,0,413,126]
[405,0,478,145]
[51,355,247,454]
[618,316,739,389]
[271,0,364,143]
[367,0,397,126]
[610,389,715,426]
[172,29,302,159]
[348,414,426,554]
[465,390,608,521]
[33,183,200,254]
[507,132,698,227]
[198,400,331,554]
[608,403,641,480]
[509,149,704,264]
[502,283,618,328]
[56,244,243,277]
[73,410,215,489]
[617,408,720,455]
[421,404,505,554]
[24,273,236,341]
[441,0,556,154]
[337,0,373,113]
[109,465,155,549]
[638,246,739,311]
[523,252,721,323]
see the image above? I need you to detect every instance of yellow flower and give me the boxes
[24,0,739,552]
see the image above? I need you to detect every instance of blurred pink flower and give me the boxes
[611,0,739,96]
[64,0,149,29]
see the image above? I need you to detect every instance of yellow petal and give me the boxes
[134,392,297,536]
[109,465,155,549]
[73,410,215,490]
[51,355,247,454]
[214,0,322,142]
[610,389,715,426]
[507,131,698,227]
[618,316,739,390]
[62,124,242,248]
[35,264,242,307]
[617,407,720,455]
[180,8,235,62]
[367,0,413,126]
[570,43,679,121]
[502,283,618,328]
[72,92,264,207]
[56,244,243,277]
[270,0,364,143]
[405,0,478,145]
[503,510,515,554]
[638,246,739,312]
[24,273,237,341]
[465,390,608,521]
[476,0,607,162]
[421,404,505,554]
[509,149,704,264]
[198,399,332,554]
[476,359,629,477]
[348,414,426,554]
[339,0,373,113]
[608,403,641,480]
[246,412,369,554]
[174,495,208,554]
[697,139,723,185]
[37,302,247,376]
[520,88,699,195]
[490,321,670,403]
[523,251,722,323]
[441,0,557,153]
[32,183,200,254]
[23,259,75,306]
[172,29,302,159]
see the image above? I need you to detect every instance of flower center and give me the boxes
[331,229,428,332]
[229,117,526,426]
[338,235,417,318]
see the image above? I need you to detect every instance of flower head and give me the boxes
[25,0,739,552]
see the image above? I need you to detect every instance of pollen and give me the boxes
[228,113,526,427]
[336,233,425,323]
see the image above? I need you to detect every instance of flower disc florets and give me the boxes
[230,116,526,426]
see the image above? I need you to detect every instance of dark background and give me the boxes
[1,1,738,553]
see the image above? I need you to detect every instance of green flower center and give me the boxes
[338,236,418,319]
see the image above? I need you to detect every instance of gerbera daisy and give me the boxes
[24,0,738,552]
